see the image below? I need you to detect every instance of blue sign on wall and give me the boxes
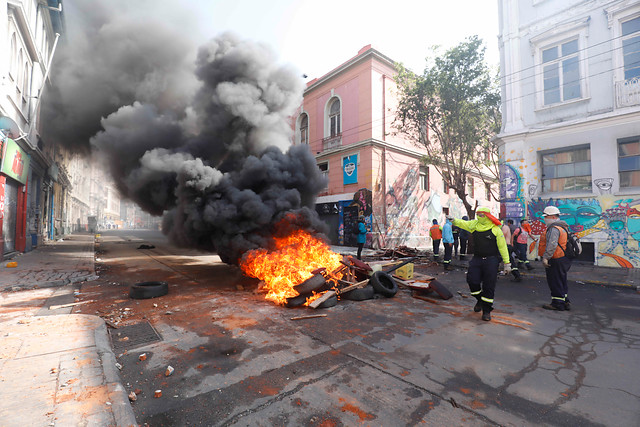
[343,155,357,185]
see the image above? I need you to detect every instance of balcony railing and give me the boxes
[322,134,342,151]
[615,77,640,108]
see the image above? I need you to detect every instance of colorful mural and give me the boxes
[500,157,640,268]
[527,197,640,268]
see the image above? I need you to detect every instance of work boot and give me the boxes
[564,297,571,311]
[511,275,522,282]
[473,300,482,312]
[526,263,534,271]
[482,311,491,321]
[542,303,565,311]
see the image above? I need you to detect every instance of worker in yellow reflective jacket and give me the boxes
[449,207,511,321]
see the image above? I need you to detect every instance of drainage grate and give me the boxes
[109,321,162,350]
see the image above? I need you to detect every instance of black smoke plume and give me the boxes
[42,1,328,264]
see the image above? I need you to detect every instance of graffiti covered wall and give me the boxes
[500,156,640,268]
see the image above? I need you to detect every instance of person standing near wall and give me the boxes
[429,219,442,262]
[449,207,511,321]
[538,206,576,311]
[452,222,460,258]
[459,215,470,260]
[513,219,535,271]
[356,216,367,260]
[501,220,522,282]
[442,218,454,271]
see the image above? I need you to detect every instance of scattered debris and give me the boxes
[137,244,156,249]
[290,314,328,321]
[139,353,147,361]
[154,390,162,398]
[165,366,174,377]
[115,363,123,370]
[128,391,137,402]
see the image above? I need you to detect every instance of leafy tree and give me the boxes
[394,36,501,218]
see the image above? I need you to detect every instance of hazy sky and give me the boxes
[183,0,500,80]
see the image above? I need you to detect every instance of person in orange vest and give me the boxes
[538,206,577,311]
[429,219,442,261]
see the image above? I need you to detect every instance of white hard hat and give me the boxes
[543,206,561,216]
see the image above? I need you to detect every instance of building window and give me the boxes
[443,180,449,193]
[419,166,429,191]
[622,16,640,81]
[467,177,474,198]
[329,98,341,137]
[318,162,329,188]
[299,113,308,145]
[541,146,592,192]
[10,33,17,78]
[485,183,492,201]
[619,137,640,187]
[542,38,581,105]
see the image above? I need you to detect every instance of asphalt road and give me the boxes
[77,229,640,426]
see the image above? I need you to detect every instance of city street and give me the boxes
[67,229,640,426]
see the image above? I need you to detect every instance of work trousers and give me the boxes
[506,245,521,279]
[467,255,499,312]
[459,238,468,258]
[514,242,530,268]
[432,239,441,258]
[443,243,453,266]
[545,256,571,307]
[357,242,364,260]
[453,237,459,256]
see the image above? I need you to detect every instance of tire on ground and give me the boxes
[429,279,454,300]
[294,274,327,294]
[368,271,398,297]
[316,294,338,308]
[129,281,169,299]
[285,293,310,308]
[342,284,375,301]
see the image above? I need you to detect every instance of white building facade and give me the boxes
[496,0,640,268]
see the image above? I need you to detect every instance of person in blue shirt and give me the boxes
[442,217,454,270]
[357,216,367,260]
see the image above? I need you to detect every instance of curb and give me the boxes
[94,319,138,427]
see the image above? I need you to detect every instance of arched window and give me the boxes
[329,98,341,137]
[10,33,17,77]
[299,113,308,144]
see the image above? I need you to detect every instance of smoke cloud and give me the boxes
[42,1,328,264]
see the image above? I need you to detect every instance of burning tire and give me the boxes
[294,274,327,295]
[285,294,309,308]
[316,294,338,308]
[129,281,169,299]
[342,284,375,301]
[369,272,398,297]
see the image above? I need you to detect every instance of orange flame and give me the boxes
[240,229,343,305]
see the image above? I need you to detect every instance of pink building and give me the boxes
[295,45,498,248]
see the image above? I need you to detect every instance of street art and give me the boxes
[527,197,640,268]
[593,178,613,195]
[380,166,472,248]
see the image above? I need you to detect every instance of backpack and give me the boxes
[553,225,582,259]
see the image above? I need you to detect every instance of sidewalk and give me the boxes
[0,233,136,427]
[1,233,97,291]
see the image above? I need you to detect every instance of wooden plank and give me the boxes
[290,314,328,320]
[49,300,95,310]
[308,291,336,309]
[336,279,369,294]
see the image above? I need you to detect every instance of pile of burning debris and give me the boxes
[280,255,410,309]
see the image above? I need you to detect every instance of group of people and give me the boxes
[433,206,575,321]
[429,216,471,270]
[356,206,576,321]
